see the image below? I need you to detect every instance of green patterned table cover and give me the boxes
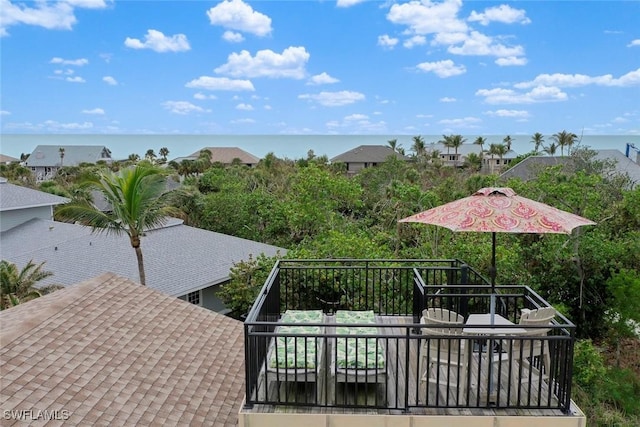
[270,310,323,369]
[335,311,385,369]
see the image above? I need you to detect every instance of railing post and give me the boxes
[243,322,254,409]
[404,327,411,412]
[460,264,469,318]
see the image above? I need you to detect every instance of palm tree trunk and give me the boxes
[135,246,147,286]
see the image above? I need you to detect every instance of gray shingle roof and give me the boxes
[0,180,69,211]
[186,147,260,164]
[26,145,112,167]
[1,218,285,296]
[499,150,640,186]
[0,154,19,163]
[0,273,245,426]
[330,145,410,163]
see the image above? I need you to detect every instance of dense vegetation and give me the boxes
[2,140,638,425]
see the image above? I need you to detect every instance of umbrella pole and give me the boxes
[489,232,496,291]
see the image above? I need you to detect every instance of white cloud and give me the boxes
[468,5,531,26]
[344,114,369,121]
[162,101,209,115]
[231,118,256,124]
[416,59,466,78]
[50,57,88,66]
[1,0,109,36]
[448,31,524,58]
[495,56,527,66]
[378,34,399,49]
[222,30,244,43]
[185,76,255,91]
[298,90,365,107]
[193,92,217,100]
[66,76,85,83]
[337,0,366,7]
[326,114,387,133]
[403,35,426,48]
[307,72,339,85]
[628,39,640,47]
[236,103,254,111]
[440,97,457,102]
[207,0,272,37]
[1,110,10,115]
[124,29,190,53]
[54,69,74,75]
[214,46,310,79]
[387,1,527,63]
[515,68,640,88]
[387,0,468,36]
[82,108,105,115]
[103,76,117,85]
[43,120,94,130]
[438,116,482,127]
[476,85,568,104]
[484,109,530,118]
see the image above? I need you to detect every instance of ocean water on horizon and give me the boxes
[1,134,638,161]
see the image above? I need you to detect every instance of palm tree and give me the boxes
[531,133,544,153]
[543,142,558,156]
[128,153,140,162]
[56,166,180,286]
[503,135,513,152]
[0,260,53,310]
[463,152,482,171]
[58,147,65,167]
[473,136,486,158]
[551,130,578,156]
[411,135,426,157]
[159,147,170,162]
[145,149,157,163]
[487,143,508,173]
[387,138,402,153]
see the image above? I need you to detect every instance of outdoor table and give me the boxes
[463,314,527,403]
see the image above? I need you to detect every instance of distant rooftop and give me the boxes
[331,145,410,163]
[0,179,69,211]
[26,145,112,167]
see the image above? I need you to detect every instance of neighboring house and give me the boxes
[1,182,284,313]
[331,145,410,175]
[0,273,245,426]
[0,154,19,164]
[482,149,518,174]
[2,218,283,313]
[423,142,518,172]
[172,147,260,168]
[25,145,113,182]
[499,149,640,187]
[0,178,69,232]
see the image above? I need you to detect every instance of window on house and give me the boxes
[186,290,201,306]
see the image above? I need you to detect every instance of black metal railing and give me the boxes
[243,259,575,414]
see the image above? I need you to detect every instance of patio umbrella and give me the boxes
[399,187,596,290]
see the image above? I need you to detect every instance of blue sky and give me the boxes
[1,0,639,137]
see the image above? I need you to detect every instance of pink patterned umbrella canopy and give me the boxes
[399,187,596,287]
[399,187,596,234]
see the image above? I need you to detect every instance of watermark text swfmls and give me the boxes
[3,409,71,421]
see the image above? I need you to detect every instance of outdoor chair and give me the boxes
[420,310,470,404]
[502,307,556,398]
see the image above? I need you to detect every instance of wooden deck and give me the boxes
[246,316,583,420]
